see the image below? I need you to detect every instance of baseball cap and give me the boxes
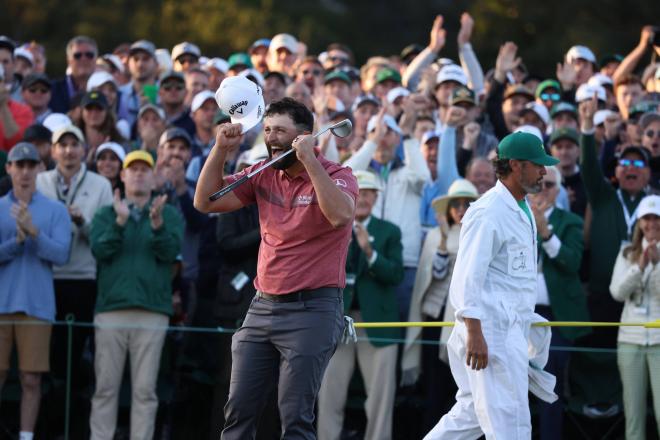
[587,73,614,89]
[387,86,410,104]
[239,68,265,88]
[42,113,72,133]
[600,54,623,67]
[101,54,125,73]
[637,195,660,218]
[52,125,85,144]
[0,36,16,53]
[566,45,597,65]
[575,83,606,103]
[521,102,550,126]
[204,57,229,74]
[81,91,109,109]
[400,44,423,63]
[270,34,298,54]
[551,102,578,119]
[366,114,402,135]
[640,112,660,130]
[549,127,579,145]
[375,68,401,85]
[191,90,217,113]
[351,94,380,112]
[95,141,126,162]
[160,70,185,83]
[450,86,476,106]
[129,40,156,58]
[23,124,52,143]
[324,70,351,86]
[421,130,440,145]
[436,64,468,87]
[504,84,534,101]
[535,79,561,99]
[86,71,116,91]
[158,127,192,148]
[249,38,271,54]
[21,73,51,90]
[593,109,615,126]
[227,52,253,69]
[138,103,165,120]
[171,42,201,61]
[353,170,381,191]
[7,142,39,163]
[14,47,34,66]
[620,146,651,165]
[498,131,559,166]
[123,150,154,169]
[215,75,265,134]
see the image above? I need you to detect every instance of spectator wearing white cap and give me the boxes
[13,47,34,79]
[346,110,431,321]
[434,64,468,126]
[248,38,270,74]
[23,42,47,75]
[98,54,126,86]
[588,73,616,109]
[94,141,125,193]
[184,67,210,108]
[267,33,299,76]
[565,45,597,87]
[50,36,98,113]
[519,101,551,135]
[21,73,52,124]
[158,70,195,137]
[118,40,159,127]
[204,57,229,91]
[171,41,201,73]
[188,90,218,160]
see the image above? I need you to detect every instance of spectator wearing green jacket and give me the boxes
[89,150,183,440]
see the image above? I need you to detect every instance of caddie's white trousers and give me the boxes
[424,321,531,440]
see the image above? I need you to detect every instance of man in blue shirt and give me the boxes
[0,142,71,440]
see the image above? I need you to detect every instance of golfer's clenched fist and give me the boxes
[215,123,243,152]
[291,134,316,165]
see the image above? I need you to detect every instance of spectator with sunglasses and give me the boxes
[536,80,562,113]
[49,36,98,113]
[295,55,324,94]
[20,73,51,124]
[158,70,195,137]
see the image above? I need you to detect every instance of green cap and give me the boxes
[375,68,401,85]
[497,132,559,166]
[549,127,579,145]
[324,70,351,86]
[550,102,577,118]
[450,86,476,106]
[227,53,253,69]
[535,79,561,99]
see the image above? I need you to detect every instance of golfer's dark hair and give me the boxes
[492,156,513,179]
[265,97,314,132]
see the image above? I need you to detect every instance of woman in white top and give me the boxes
[610,194,660,440]
[402,179,479,431]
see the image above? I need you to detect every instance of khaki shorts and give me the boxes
[0,313,52,372]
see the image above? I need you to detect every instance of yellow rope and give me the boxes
[353,320,660,329]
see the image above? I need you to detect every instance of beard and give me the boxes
[267,141,299,170]
[521,179,542,194]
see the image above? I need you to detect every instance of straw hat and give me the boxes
[431,179,479,215]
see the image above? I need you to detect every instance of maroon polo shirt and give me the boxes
[225,153,358,294]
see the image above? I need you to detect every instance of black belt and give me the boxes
[256,287,341,303]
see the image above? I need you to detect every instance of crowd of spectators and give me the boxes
[0,12,659,440]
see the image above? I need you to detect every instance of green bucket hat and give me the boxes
[497,132,559,166]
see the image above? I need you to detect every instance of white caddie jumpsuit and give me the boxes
[425,180,539,440]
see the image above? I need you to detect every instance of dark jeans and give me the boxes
[394,267,417,322]
[221,288,344,440]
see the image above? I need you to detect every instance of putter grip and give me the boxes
[209,174,248,201]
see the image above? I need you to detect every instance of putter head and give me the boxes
[330,119,353,138]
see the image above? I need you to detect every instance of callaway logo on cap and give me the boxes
[215,76,265,134]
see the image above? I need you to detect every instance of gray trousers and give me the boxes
[221,288,344,440]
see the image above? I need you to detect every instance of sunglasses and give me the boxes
[73,51,95,60]
[618,159,646,169]
[177,56,197,65]
[449,199,471,209]
[162,83,184,91]
[329,56,349,63]
[644,129,660,138]
[27,87,49,94]
[542,181,557,189]
[540,93,560,101]
[302,69,322,76]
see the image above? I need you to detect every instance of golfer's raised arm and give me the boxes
[193,123,245,213]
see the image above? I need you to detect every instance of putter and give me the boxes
[209,119,353,201]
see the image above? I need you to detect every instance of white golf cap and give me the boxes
[575,83,606,103]
[436,64,468,86]
[215,75,265,134]
[521,102,550,126]
[52,124,85,144]
[386,86,410,104]
[366,114,402,135]
[593,109,614,126]
[565,45,596,64]
[239,68,265,88]
[42,113,73,133]
[155,49,173,72]
[514,124,543,141]
[102,54,124,73]
[270,33,298,54]
[353,170,381,191]
[204,57,229,74]
[171,42,201,61]
[138,103,166,120]
[86,70,116,92]
[191,90,217,113]
[637,195,660,218]
[587,73,613,88]
[95,141,126,162]
[14,47,34,65]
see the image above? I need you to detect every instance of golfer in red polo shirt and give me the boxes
[195,97,358,439]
